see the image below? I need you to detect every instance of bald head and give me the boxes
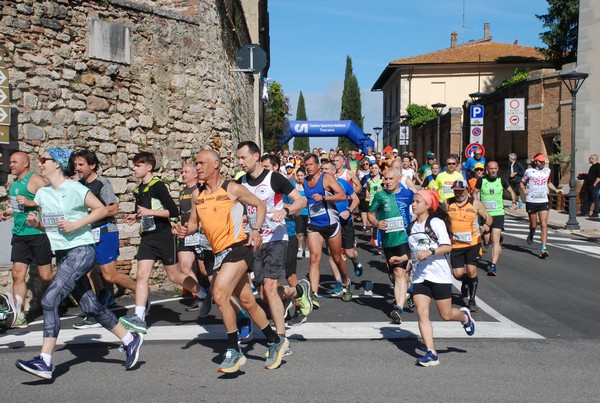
[9,151,31,177]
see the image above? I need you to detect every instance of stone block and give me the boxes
[66,99,86,110]
[88,126,109,140]
[108,177,127,194]
[139,114,153,128]
[23,93,38,109]
[99,142,117,154]
[80,73,95,85]
[118,246,137,261]
[23,124,45,141]
[86,95,109,111]
[119,202,136,214]
[73,111,96,125]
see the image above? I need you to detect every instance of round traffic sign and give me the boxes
[465,143,485,159]
[509,115,520,125]
[471,126,482,137]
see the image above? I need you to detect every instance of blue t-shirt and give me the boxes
[463,156,486,179]
[283,193,296,236]
[335,178,355,224]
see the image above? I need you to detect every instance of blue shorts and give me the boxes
[95,231,120,265]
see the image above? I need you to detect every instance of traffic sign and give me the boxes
[234,44,267,73]
[465,143,485,159]
[0,86,8,104]
[0,125,9,144]
[470,105,484,125]
[505,98,525,131]
[0,106,9,125]
[470,125,483,144]
[0,69,7,86]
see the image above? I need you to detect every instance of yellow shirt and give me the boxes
[435,171,464,202]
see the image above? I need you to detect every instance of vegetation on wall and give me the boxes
[263,81,291,152]
[406,104,438,128]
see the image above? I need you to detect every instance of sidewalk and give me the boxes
[503,201,600,241]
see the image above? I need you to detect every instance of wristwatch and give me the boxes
[283,207,290,215]
[429,247,436,255]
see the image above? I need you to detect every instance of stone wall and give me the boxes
[0,0,256,294]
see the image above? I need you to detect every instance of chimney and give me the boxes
[484,23,490,39]
[451,31,458,48]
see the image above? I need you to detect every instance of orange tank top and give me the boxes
[447,197,480,248]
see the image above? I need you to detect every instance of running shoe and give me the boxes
[198,296,212,318]
[416,350,439,367]
[251,282,259,296]
[98,289,115,308]
[353,261,363,277]
[73,315,101,329]
[527,230,534,245]
[265,345,293,358]
[15,356,53,379]
[185,297,201,312]
[487,263,497,276]
[311,293,320,309]
[283,298,294,320]
[265,336,290,370]
[468,298,478,313]
[415,344,428,356]
[119,315,147,334]
[518,200,523,209]
[330,281,343,297]
[294,279,313,316]
[217,349,246,373]
[237,311,252,343]
[304,249,310,258]
[124,332,144,370]
[12,316,28,329]
[406,294,415,309]
[389,307,403,324]
[296,248,303,259]
[460,307,476,336]
[540,249,549,259]
[287,311,307,326]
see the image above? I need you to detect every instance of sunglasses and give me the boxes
[474,154,482,156]
[447,162,457,166]
[39,157,55,164]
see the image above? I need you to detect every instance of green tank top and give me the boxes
[9,172,44,236]
[367,177,383,203]
[480,177,505,216]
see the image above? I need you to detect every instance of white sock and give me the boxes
[40,352,52,366]
[15,294,23,314]
[134,306,146,321]
[121,331,134,346]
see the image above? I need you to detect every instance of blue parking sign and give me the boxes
[470,105,484,119]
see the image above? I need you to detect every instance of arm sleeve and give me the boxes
[154,181,179,218]
[501,178,510,189]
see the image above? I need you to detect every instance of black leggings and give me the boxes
[42,245,118,338]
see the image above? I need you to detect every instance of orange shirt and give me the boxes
[447,197,480,249]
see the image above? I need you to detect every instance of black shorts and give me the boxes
[253,240,288,283]
[413,280,452,300]
[215,241,254,274]
[307,223,340,239]
[294,215,308,235]
[358,197,369,213]
[383,243,411,271]
[450,244,481,268]
[285,235,298,278]
[136,228,178,266]
[490,215,505,230]
[340,220,356,250]
[177,239,197,254]
[11,234,53,266]
[199,249,215,276]
[526,202,549,215]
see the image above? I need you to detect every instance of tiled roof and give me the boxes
[390,38,545,65]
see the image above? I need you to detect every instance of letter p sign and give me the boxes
[470,105,484,119]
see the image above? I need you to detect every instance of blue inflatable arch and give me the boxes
[284,120,374,153]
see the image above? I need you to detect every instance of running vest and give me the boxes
[240,170,288,243]
[304,173,339,227]
[479,177,505,216]
[436,170,464,202]
[195,181,246,254]
[367,176,383,204]
[522,167,551,203]
[179,184,197,225]
[447,197,480,248]
[336,168,351,183]
[9,172,43,236]
[370,185,414,248]
[134,177,171,233]
[295,183,309,216]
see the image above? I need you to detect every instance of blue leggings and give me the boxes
[42,245,118,338]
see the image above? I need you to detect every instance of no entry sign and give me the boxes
[465,143,485,159]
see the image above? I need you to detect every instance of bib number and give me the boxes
[483,201,497,210]
[443,185,452,194]
[141,216,156,232]
[309,201,326,217]
[453,231,472,243]
[385,216,405,233]
[92,228,101,243]
[42,212,65,232]
[213,247,232,271]
[184,232,201,246]
[532,191,546,199]
[10,196,24,213]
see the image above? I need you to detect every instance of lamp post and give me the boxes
[373,126,382,153]
[432,102,446,161]
[469,91,486,103]
[400,114,410,154]
[560,71,589,230]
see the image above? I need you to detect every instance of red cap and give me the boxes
[533,154,546,163]
[383,146,393,153]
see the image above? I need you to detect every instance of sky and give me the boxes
[268,0,551,152]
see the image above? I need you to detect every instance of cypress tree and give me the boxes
[293,91,310,152]
[339,55,363,151]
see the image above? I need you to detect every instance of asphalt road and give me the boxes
[1,217,600,402]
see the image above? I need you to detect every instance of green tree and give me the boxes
[293,91,310,152]
[339,55,363,151]
[536,0,579,68]
[406,104,437,129]
[263,81,291,152]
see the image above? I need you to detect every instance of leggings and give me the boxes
[42,245,118,338]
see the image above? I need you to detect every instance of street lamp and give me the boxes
[469,91,487,104]
[432,102,446,161]
[372,126,382,153]
[560,70,589,230]
[400,114,410,154]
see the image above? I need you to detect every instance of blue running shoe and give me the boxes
[16,356,53,379]
[124,332,144,370]
[330,281,343,297]
[460,307,476,336]
[415,344,428,356]
[487,263,497,276]
[237,311,252,343]
[416,350,439,367]
[265,336,290,370]
[217,349,246,373]
[353,261,363,277]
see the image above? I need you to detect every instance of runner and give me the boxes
[390,189,475,367]
[368,168,414,324]
[15,147,142,379]
[435,156,464,203]
[366,162,384,254]
[519,153,562,259]
[0,152,54,328]
[356,158,372,232]
[422,163,440,191]
[175,149,310,372]
[237,142,307,342]
[303,153,352,304]
[333,154,361,193]
[444,179,492,312]
[293,168,310,259]
[119,152,200,334]
[468,162,485,194]
[70,149,138,329]
[473,161,518,276]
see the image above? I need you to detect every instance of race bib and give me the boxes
[184,232,201,246]
[483,201,497,210]
[309,201,326,217]
[532,190,546,199]
[197,233,211,250]
[141,216,156,232]
[453,231,472,243]
[410,242,430,268]
[10,196,25,213]
[213,247,232,271]
[92,228,101,243]
[385,216,405,233]
[42,211,65,232]
[443,185,452,194]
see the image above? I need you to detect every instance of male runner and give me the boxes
[520,154,562,259]
[368,168,414,324]
[1,152,54,328]
[473,161,518,275]
[333,154,361,192]
[436,156,464,203]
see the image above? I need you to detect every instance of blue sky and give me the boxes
[268,0,550,151]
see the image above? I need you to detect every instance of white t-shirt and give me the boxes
[408,217,452,284]
[521,167,551,203]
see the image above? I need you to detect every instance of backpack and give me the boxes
[406,215,439,243]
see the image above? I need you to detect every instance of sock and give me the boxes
[261,324,280,344]
[40,352,52,366]
[295,284,304,298]
[541,244,547,250]
[15,294,23,314]
[198,287,208,300]
[395,305,403,313]
[135,305,146,321]
[237,308,249,321]
[529,228,535,236]
[468,276,479,300]
[121,331,134,346]
[227,331,240,351]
